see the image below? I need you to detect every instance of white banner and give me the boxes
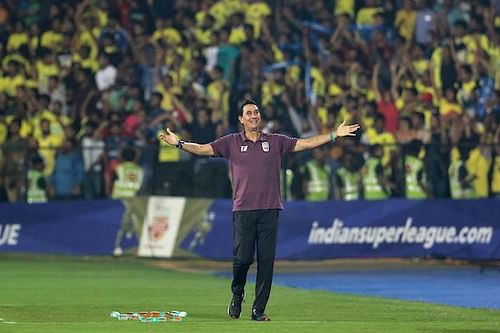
[138,196,186,258]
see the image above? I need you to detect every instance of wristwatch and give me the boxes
[175,140,185,149]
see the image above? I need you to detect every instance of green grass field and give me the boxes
[1,255,499,333]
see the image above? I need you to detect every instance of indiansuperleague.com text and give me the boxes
[308,217,493,249]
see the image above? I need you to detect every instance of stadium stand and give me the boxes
[0,0,498,202]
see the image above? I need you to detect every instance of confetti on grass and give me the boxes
[110,310,188,323]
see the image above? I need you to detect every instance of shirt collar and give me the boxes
[239,131,267,142]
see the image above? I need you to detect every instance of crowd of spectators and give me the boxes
[0,0,499,203]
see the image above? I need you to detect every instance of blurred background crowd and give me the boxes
[0,0,499,203]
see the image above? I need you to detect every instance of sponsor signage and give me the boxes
[180,199,500,260]
[0,224,21,246]
[3,198,499,260]
[0,201,125,255]
[138,197,186,258]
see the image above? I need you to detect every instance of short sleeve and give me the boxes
[210,133,234,158]
[274,133,297,157]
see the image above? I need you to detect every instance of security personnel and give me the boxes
[449,146,475,199]
[27,155,48,203]
[362,144,391,199]
[335,152,361,200]
[111,147,144,199]
[112,147,144,257]
[302,147,331,201]
[404,140,428,199]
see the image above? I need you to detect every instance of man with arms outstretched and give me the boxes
[159,100,360,321]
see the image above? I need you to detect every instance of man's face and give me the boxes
[9,121,20,134]
[150,95,160,107]
[375,119,384,133]
[52,101,62,114]
[197,109,209,124]
[239,104,261,131]
[41,121,51,135]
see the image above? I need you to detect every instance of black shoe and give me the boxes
[251,308,271,322]
[228,294,244,319]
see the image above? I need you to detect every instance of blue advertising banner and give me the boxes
[179,199,500,260]
[0,200,136,255]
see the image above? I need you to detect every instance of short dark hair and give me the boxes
[38,93,51,104]
[122,146,136,162]
[453,19,467,30]
[151,91,163,101]
[407,87,418,96]
[461,64,473,76]
[213,65,223,74]
[239,99,258,117]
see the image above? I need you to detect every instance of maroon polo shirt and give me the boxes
[210,131,297,211]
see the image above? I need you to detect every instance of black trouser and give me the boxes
[231,209,279,313]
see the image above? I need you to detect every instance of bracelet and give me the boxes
[175,140,185,149]
[329,132,336,142]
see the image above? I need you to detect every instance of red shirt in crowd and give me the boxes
[377,100,399,133]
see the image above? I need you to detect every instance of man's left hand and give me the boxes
[335,121,361,137]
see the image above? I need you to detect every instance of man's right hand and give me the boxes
[158,128,179,146]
